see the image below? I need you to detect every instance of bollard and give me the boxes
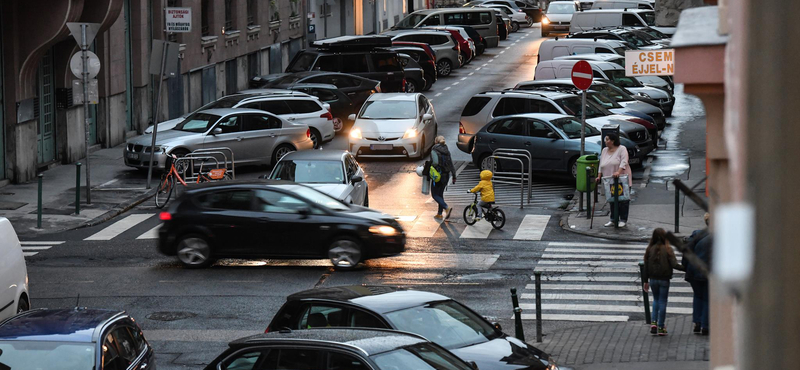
[75,162,82,215]
[674,184,680,233]
[586,166,592,219]
[513,307,525,342]
[510,288,520,309]
[37,174,43,229]
[534,271,543,343]
[613,176,620,228]
[639,262,652,324]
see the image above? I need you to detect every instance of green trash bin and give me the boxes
[576,154,599,192]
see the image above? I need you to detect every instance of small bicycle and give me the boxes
[463,192,506,230]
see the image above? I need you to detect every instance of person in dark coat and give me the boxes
[430,136,456,219]
[643,228,685,336]
[683,213,713,335]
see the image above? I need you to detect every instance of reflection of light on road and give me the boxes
[210,253,499,270]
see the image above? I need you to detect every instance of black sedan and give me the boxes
[157,180,405,269]
[266,286,561,370]
[286,83,355,132]
[250,71,380,114]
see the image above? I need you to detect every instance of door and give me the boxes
[37,50,56,164]
[168,57,184,119]
[526,118,565,171]
[194,190,260,255]
[270,44,282,74]
[419,95,436,141]
[345,154,366,205]
[284,98,324,133]
[225,59,238,95]
[252,189,330,256]
[100,325,144,370]
[203,114,249,162]
[239,113,282,165]
[296,303,348,328]
[485,117,530,171]
[201,66,216,105]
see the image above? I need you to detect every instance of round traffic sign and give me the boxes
[70,51,101,79]
[571,60,593,90]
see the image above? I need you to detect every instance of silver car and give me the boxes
[385,30,462,77]
[267,150,369,206]
[124,108,314,169]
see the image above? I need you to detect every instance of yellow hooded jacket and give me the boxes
[469,170,495,202]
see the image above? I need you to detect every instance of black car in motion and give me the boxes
[266,286,560,370]
[157,181,405,269]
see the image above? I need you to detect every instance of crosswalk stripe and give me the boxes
[21,246,51,250]
[520,313,629,322]
[535,266,642,273]
[460,220,494,239]
[548,242,647,248]
[23,252,39,257]
[20,241,65,245]
[528,293,693,303]
[407,211,444,238]
[544,248,661,254]
[513,215,550,240]
[136,225,162,240]
[535,275,639,282]
[85,214,155,241]
[538,260,641,267]
[518,303,692,314]
[528,284,693,293]
[542,254,645,260]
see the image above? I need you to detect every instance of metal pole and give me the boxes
[580,89,587,155]
[146,41,169,189]
[75,163,82,215]
[520,159,524,209]
[510,287,520,308]
[513,307,525,341]
[639,262,652,324]
[613,176,620,228]
[586,166,592,219]
[674,183,680,233]
[37,174,43,229]
[534,271,543,343]
[81,24,92,204]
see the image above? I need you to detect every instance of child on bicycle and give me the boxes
[468,170,495,219]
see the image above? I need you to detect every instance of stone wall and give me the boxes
[656,0,707,27]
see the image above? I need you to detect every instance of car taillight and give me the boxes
[627,117,655,130]
[375,83,381,93]
[459,122,466,134]
[402,78,407,92]
[306,129,311,137]
[264,327,270,333]
[159,212,172,221]
[320,111,333,120]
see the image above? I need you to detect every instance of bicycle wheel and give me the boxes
[463,205,478,225]
[155,175,174,208]
[490,208,506,230]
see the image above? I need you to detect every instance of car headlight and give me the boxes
[403,128,417,139]
[369,225,398,236]
[546,357,559,370]
[350,128,362,140]
[637,92,652,99]
[542,16,550,25]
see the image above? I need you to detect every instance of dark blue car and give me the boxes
[0,308,154,370]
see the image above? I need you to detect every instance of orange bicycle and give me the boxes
[155,154,188,208]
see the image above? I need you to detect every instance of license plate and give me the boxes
[126,153,139,160]
[370,144,393,151]
[630,157,640,164]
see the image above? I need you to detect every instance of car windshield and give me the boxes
[592,84,634,102]
[639,27,668,39]
[372,343,473,370]
[641,11,656,26]
[359,100,417,119]
[385,300,499,349]
[588,92,623,109]
[174,113,221,133]
[285,185,351,211]
[554,97,606,119]
[550,117,601,139]
[617,32,654,47]
[265,74,306,87]
[607,70,643,87]
[395,13,427,29]
[270,160,345,184]
[0,341,95,370]
[547,3,576,14]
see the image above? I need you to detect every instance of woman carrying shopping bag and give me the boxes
[642,228,685,336]
[596,133,633,227]
[430,136,456,219]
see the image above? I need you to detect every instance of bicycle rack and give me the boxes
[488,155,526,209]
[172,156,220,184]
[182,147,236,182]
[490,148,533,205]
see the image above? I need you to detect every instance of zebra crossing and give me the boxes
[20,241,65,257]
[519,241,693,322]
[444,164,575,207]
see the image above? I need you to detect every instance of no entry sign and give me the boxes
[571,61,593,90]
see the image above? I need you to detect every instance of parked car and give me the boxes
[596,78,674,116]
[0,218,29,321]
[285,35,406,92]
[392,8,500,49]
[396,53,427,93]
[460,25,487,55]
[592,0,654,10]
[420,26,476,65]
[465,0,542,23]
[267,150,369,207]
[389,45,437,90]
[542,1,581,36]
[252,71,380,115]
[481,4,529,32]
[536,38,630,63]
[0,308,154,370]
[284,83,354,132]
[496,13,509,40]
[569,9,675,35]
[552,53,673,92]
[124,108,314,170]
[385,30,462,76]
[157,180,405,269]
[349,93,438,159]
[266,286,562,370]
[569,29,663,50]
[205,328,479,370]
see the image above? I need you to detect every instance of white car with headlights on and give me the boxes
[348,93,438,159]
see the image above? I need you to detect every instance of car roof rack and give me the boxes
[311,35,393,50]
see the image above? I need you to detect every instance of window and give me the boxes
[444,12,491,25]
[329,352,370,370]
[263,349,323,370]
[297,305,346,328]
[254,189,316,214]
[311,75,355,88]
[421,15,440,26]
[175,113,221,133]
[345,155,359,180]
[259,100,292,115]
[197,190,253,210]
[289,53,317,72]
[418,97,427,116]
[349,309,388,328]
[487,118,526,136]
[360,100,417,119]
[385,301,498,350]
[550,117,600,139]
[372,344,473,370]
[286,99,322,114]
[433,35,451,45]
[595,47,615,54]
[492,97,528,116]
[215,115,241,133]
[127,324,147,352]
[247,0,258,26]
[314,55,339,71]
[593,70,605,78]
[308,88,338,102]
[573,46,593,55]
[201,0,212,36]
[243,114,280,131]
[224,0,236,32]
[222,350,263,370]
[371,53,403,72]
[532,100,560,113]
[528,119,555,138]
[341,54,369,73]
[641,11,656,26]
[622,13,641,26]
[461,97,491,116]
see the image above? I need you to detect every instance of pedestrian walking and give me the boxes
[431,136,457,220]
[596,132,633,227]
[683,213,713,335]
[642,228,685,336]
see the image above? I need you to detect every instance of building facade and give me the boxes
[1,0,306,184]
[307,0,429,41]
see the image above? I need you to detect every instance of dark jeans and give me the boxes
[431,172,449,215]
[650,278,670,327]
[690,280,710,329]
[610,200,630,222]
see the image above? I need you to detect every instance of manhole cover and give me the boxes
[146,311,197,321]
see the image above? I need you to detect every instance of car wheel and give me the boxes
[569,158,578,180]
[16,295,30,313]
[309,128,322,149]
[333,117,344,132]
[527,18,534,27]
[272,144,296,164]
[176,234,213,268]
[328,236,362,270]
[405,79,418,93]
[437,59,452,77]
[479,154,500,172]
[511,22,520,32]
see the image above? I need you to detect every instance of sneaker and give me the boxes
[604,221,614,227]
[445,207,453,220]
[693,323,701,334]
[650,322,657,334]
[701,328,709,336]
[619,221,627,227]
[434,214,444,220]
[658,327,668,336]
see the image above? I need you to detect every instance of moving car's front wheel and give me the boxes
[176,234,213,268]
[328,236,362,270]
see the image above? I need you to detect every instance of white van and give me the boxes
[0,218,30,321]
[392,8,500,48]
[569,9,675,35]
[537,38,629,63]
[591,0,654,10]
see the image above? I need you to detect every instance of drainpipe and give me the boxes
[374,0,379,34]
[124,0,134,133]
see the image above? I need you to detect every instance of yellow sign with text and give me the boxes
[625,49,674,76]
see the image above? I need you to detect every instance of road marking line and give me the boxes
[548,242,647,249]
[518,303,693,314]
[520,314,629,322]
[85,214,155,241]
[524,293,694,303]
[461,77,468,80]
[482,63,489,66]
[500,50,505,54]
[20,241,65,245]
[21,246,51,250]
[544,248,658,254]
[370,252,499,270]
[452,81,460,85]
[460,220,494,239]
[513,215,550,240]
[534,275,638,282]
[534,266,683,273]
[475,67,481,71]
[528,284,693,293]
[541,254,644,260]
[23,252,38,257]
[538,260,641,267]
[407,211,444,238]
[444,87,451,91]
[435,92,442,97]
[137,224,162,240]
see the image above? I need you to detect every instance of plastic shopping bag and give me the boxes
[602,175,630,202]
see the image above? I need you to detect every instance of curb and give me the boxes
[80,189,156,229]
[559,211,651,243]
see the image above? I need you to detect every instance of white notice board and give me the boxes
[166,7,192,33]
[625,49,674,76]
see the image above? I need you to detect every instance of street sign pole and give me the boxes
[581,90,587,156]
[570,60,593,156]
[146,41,169,189]
[81,24,92,204]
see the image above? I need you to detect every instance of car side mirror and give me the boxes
[211,127,223,136]
[467,361,480,370]
[322,103,331,111]
[348,114,357,121]
[298,207,311,218]
[547,131,558,139]
[423,113,433,121]
[351,175,363,183]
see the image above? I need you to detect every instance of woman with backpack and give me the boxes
[430,136,456,220]
[642,228,685,336]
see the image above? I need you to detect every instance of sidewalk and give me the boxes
[0,144,154,237]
